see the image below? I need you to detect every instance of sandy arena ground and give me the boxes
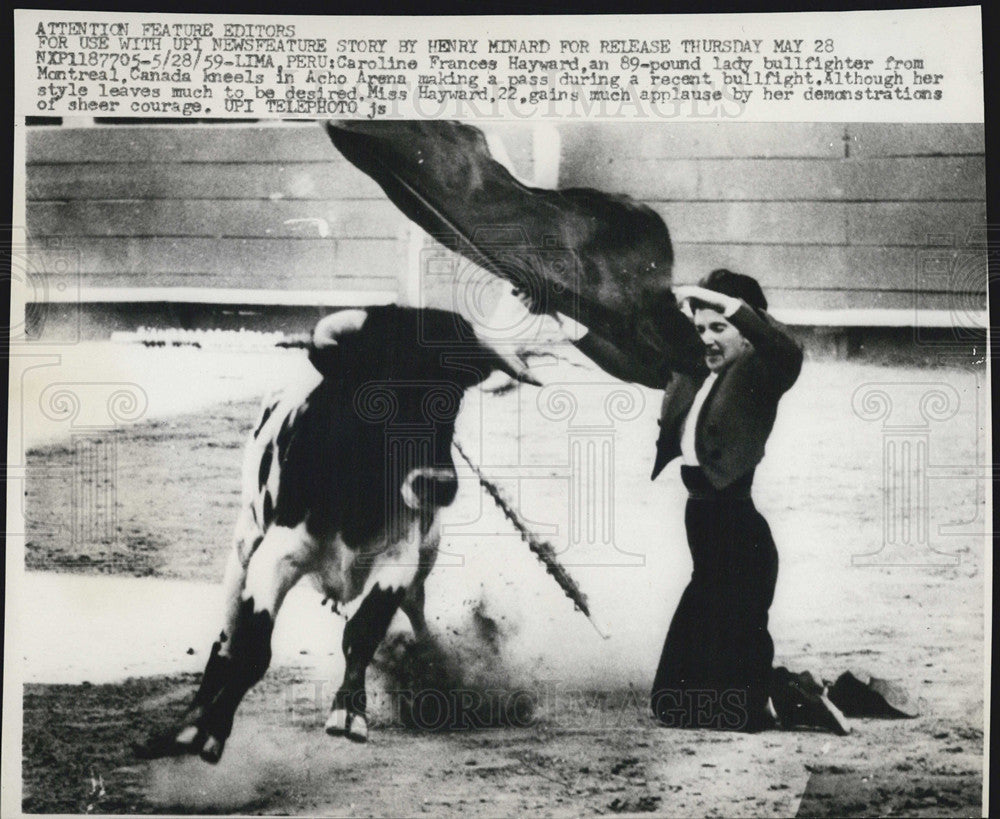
[14,342,987,816]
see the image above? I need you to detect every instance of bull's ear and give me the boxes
[308,344,343,379]
[400,467,459,510]
[312,309,368,348]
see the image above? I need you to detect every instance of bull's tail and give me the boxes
[452,439,610,640]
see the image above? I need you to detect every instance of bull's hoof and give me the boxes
[325,708,368,742]
[345,713,368,743]
[133,725,204,760]
[199,734,226,764]
[324,707,347,735]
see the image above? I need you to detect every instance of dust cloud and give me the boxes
[146,725,340,813]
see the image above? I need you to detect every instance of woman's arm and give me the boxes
[675,285,803,389]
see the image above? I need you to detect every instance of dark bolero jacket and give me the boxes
[569,301,803,490]
[649,303,803,489]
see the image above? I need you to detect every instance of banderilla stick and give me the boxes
[453,439,610,640]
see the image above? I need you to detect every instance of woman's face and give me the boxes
[693,307,750,372]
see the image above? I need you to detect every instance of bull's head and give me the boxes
[307,305,538,519]
[309,305,540,389]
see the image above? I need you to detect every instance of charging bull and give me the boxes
[136,305,538,763]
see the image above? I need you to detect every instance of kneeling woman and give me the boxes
[649,270,802,732]
[533,269,846,733]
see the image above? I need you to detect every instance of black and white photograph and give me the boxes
[6,9,989,818]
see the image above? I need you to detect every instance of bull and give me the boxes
[137,305,538,763]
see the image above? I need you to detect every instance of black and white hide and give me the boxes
[136,305,537,763]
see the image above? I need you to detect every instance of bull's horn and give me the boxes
[491,349,542,386]
[313,309,368,348]
[469,324,542,386]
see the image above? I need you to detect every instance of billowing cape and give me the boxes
[324,120,704,378]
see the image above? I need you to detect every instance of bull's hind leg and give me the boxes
[135,506,261,761]
[193,510,261,707]
[139,523,313,763]
[192,523,314,762]
[166,415,278,756]
[169,543,253,753]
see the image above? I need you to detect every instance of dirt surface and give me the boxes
[22,671,984,817]
[19,351,987,816]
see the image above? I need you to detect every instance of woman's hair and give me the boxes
[696,268,768,312]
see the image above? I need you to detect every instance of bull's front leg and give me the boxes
[398,515,440,641]
[327,475,446,743]
[326,582,406,742]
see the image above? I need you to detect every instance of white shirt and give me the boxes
[554,308,720,467]
[679,372,718,466]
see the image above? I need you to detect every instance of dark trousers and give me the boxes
[651,467,779,731]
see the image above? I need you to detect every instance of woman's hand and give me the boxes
[673,285,741,316]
